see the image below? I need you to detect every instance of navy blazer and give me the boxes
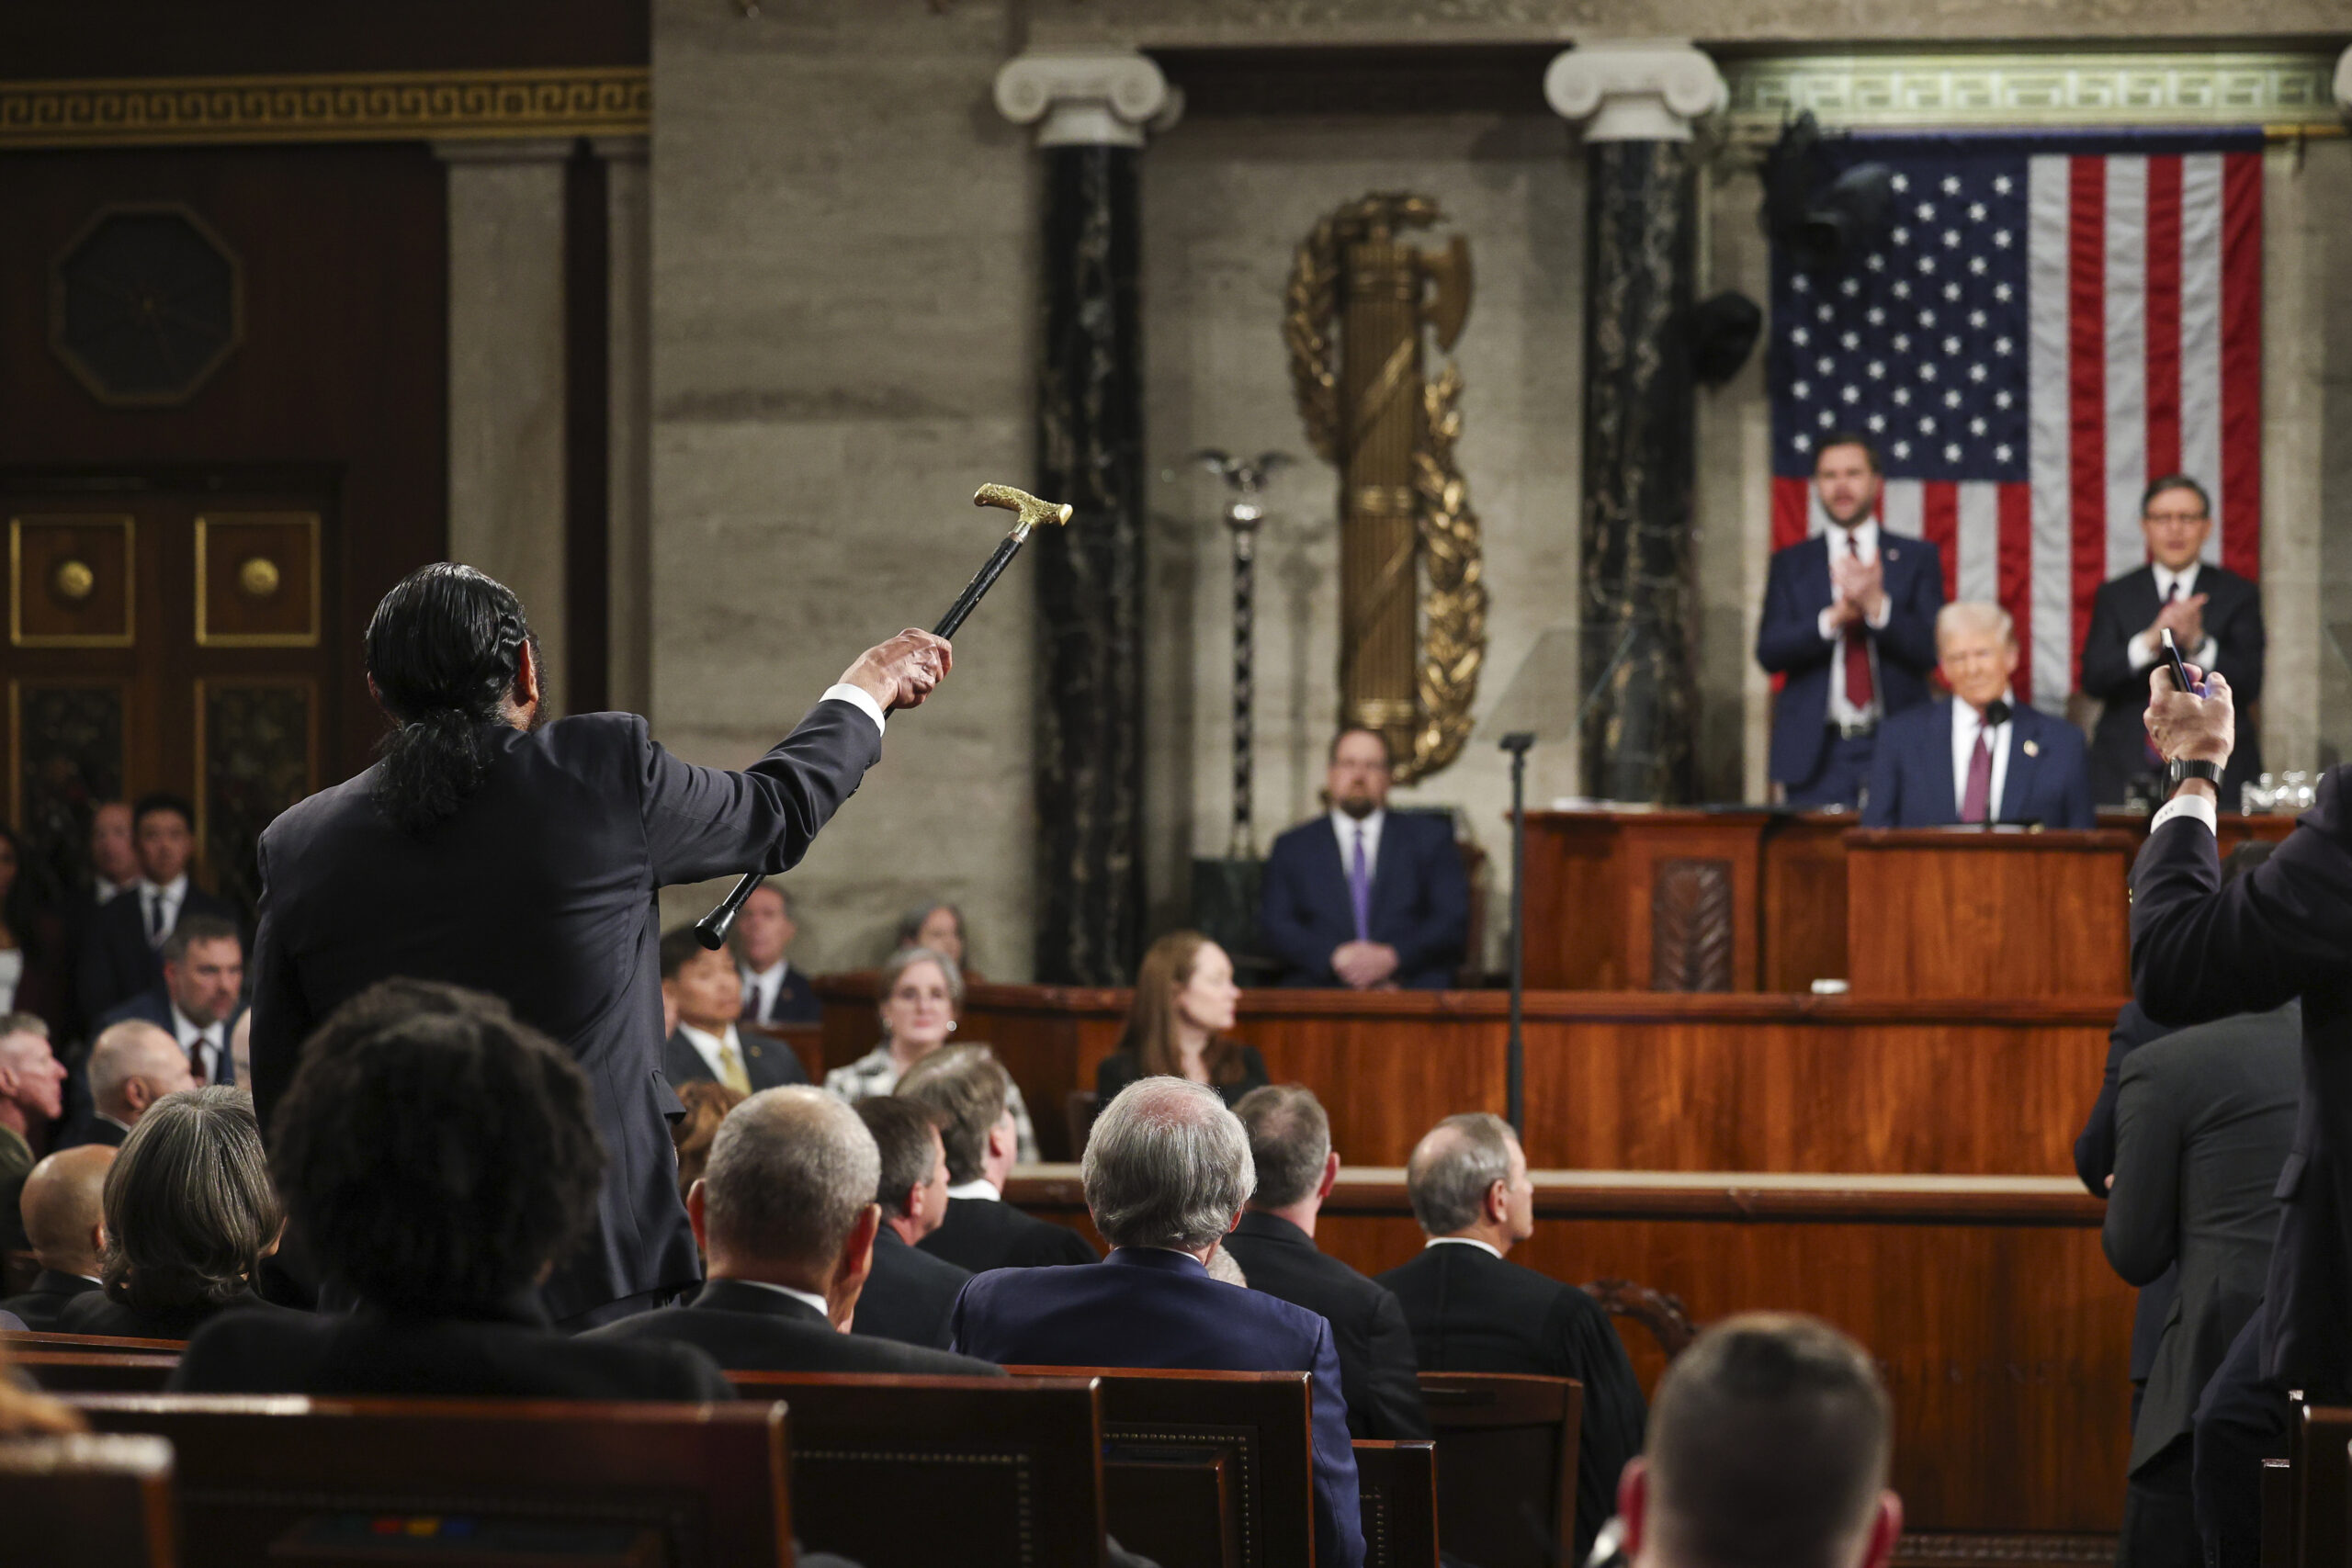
[1755,529,1945,786]
[95,987,247,1086]
[661,1027,808,1095]
[2079,563,2265,804]
[951,1247,1365,1568]
[249,703,881,1325]
[2132,770,2352,1397]
[1259,811,1468,988]
[2075,999,2180,1386]
[741,964,822,1025]
[1860,698,2094,829]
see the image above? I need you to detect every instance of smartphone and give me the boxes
[2162,628,2194,694]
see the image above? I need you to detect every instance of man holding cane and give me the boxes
[2132,660,2347,1568]
[249,562,951,1327]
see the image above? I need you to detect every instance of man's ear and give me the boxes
[831,1204,882,1331]
[1616,1457,1650,1560]
[989,1114,1017,1163]
[514,638,541,710]
[1317,1149,1341,1202]
[685,1179,710,1254]
[1858,1492,1904,1568]
[1486,1178,1511,1225]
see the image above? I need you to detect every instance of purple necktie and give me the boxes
[1961,730,1994,823]
[1349,827,1372,942]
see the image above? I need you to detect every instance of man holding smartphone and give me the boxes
[2132,660,2344,1568]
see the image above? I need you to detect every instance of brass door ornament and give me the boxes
[1284,193,1486,784]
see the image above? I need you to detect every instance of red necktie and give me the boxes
[1842,533,1874,708]
[2143,582,2179,768]
[1961,730,1994,822]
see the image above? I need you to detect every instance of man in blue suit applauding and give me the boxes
[1861,602,2093,829]
[952,1077,1365,1568]
[1259,728,1468,989]
[1757,434,1945,807]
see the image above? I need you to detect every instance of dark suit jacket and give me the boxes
[2132,772,2352,1396]
[1860,698,2095,829]
[952,1247,1365,1568]
[75,883,241,1031]
[1258,812,1468,989]
[1222,1211,1428,1441]
[661,1027,808,1095]
[2075,999,2181,1384]
[1095,1047,1270,1110]
[1377,1243,1646,1563]
[919,1196,1098,1273]
[248,703,880,1324]
[2104,1002,2299,1470]
[0,1269,100,1332]
[95,987,247,1085]
[58,1287,306,1344]
[57,1115,129,1152]
[2080,563,2265,805]
[1756,528,1945,786]
[172,1296,737,1400]
[742,964,822,1025]
[852,1224,970,1350]
[593,1277,1001,1376]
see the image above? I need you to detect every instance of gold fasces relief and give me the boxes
[1286,194,1487,785]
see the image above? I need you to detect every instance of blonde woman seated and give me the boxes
[825,945,1036,1160]
[1095,931,1268,1109]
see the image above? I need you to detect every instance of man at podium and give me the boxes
[1756,434,1946,808]
[1862,603,2094,829]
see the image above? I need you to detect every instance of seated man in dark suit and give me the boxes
[733,882,822,1026]
[0,1145,110,1330]
[1259,728,1468,989]
[76,792,241,1029]
[849,1096,971,1349]
[1377,1112,1645,1564]
[659,926,807,1096]
[96,916,246,1087]
[1861,602,2093,829]
[594,1086,997,1376]
[1616,1314,1902,1568]
[952,1077,1365,1568]
[62,1021,194,1150]
[172,979,731,1398]
[898,1044,1095,1271]
[2103,998,2299,1568]
[2079,474,2264,807]
[1225,1084,1428,1440]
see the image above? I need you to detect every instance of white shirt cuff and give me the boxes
[2150,792,2218,837]
[2191,636,2219,671]
[1818,607,1840,642]
[2129,632,2160,671]
[1865,595,1892,630]
[820,682,888,736]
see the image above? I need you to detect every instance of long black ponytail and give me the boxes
[365,564,537,835]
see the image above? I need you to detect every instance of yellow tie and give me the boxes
[717,1038,752,1096]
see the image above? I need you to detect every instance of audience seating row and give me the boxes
[2,1343,1581,1568]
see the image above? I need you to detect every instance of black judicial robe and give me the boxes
[248,703,882,1324]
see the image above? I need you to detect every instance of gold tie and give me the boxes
[717,1039,752,1096]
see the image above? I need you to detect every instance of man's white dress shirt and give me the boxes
[1951,700,2014,821]
[1815,520,1895,728]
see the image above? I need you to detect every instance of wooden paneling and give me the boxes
[819,978,2120,1172]
[1845,829,2136,1001]
[1760,815,1851,988]
[1006,1171,2135,1540]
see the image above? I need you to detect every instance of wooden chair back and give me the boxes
[1001,1365,1317,1568]
[71,1395,788,1568]
[0,1431,177,1568]
[1418,1371,1583,1568]
[1579,1278,1698,1359]
[1352,1439,1440,1568]
[11,1350,178,1393]
[2291,1404,2352,1568]
[4,1328,187,1352]
[729,1371,1102,1568]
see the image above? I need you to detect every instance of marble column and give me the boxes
[437,139,572,713]
[596,135,653,722]
[995,52,1177,985]
[1546,44,1724,802]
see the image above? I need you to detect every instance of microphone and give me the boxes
[1982,698,2013,727]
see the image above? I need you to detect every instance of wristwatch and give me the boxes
[2165,759,2223,793]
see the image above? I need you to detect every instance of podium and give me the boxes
[1843,828,2139,1000]
[1521,810,1773,990]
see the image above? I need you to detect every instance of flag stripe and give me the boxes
[2068,158,2109,695]
[2103,156,2150,581]
[1997,483,2037,705]
[2220,151,2263,581]
[1951,480,1994,604]
[2178,152,2225,562]
[2029,154,2077,708]
[2144,155,2183,480]
[1771,476,1810,552]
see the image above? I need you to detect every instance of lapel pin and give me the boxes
[2023,739,2040,757]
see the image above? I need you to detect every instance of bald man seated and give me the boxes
[1,1145,113,1330]
[62,1021,196,1150]
[589,1086,1000,1376]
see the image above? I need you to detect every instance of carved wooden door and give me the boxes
[6,479,335,921]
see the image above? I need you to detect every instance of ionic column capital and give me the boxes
[1544,41,1725,143]
[994,51,1181,149]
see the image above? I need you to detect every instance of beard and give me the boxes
[1335,792,1379,820]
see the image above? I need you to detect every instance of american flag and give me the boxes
[1770,130,2264,712]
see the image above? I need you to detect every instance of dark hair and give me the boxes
[1234,1084,1331,1210]
[857,1096,943,1216]
[896,1044,1011,1186]
[161,914,241,966]
[2142,474,2211,518]
[660,925,720,983]
[130,792,196,836]
[1815,432,1883,475]
[1328,727,1393,766]
[100,1086,281,1314]
[1646,1314,1892,1568]
[268,977,604,1313]
[0,823,43,964]
[893,901,964,952]
[365,563,537,836]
